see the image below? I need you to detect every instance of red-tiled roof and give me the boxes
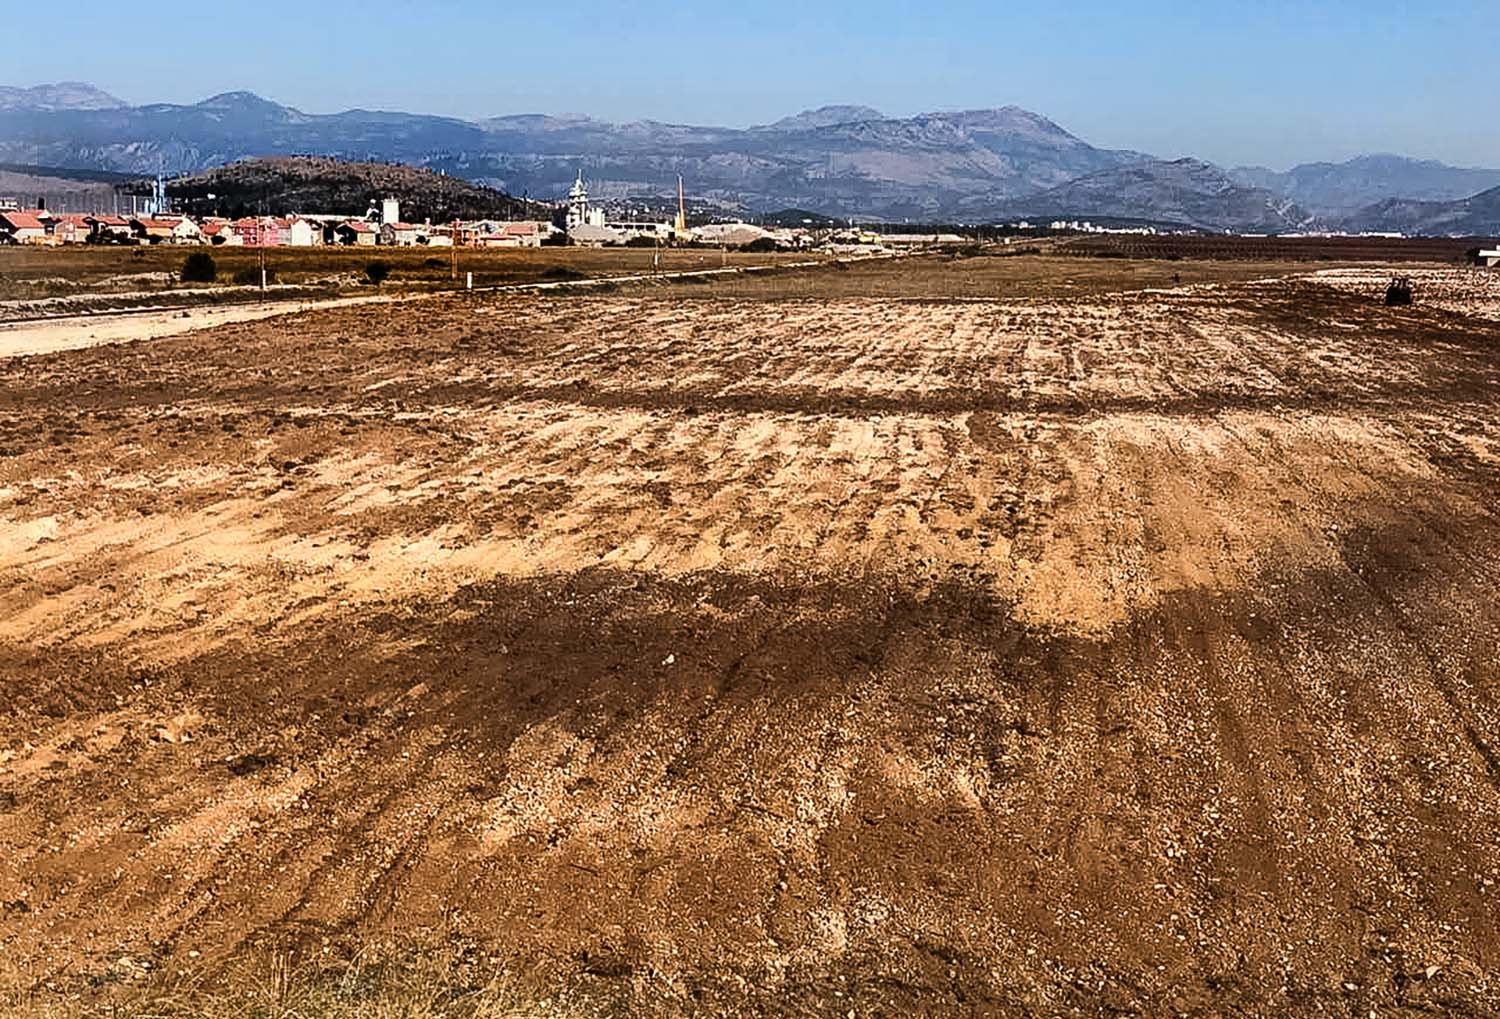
[87,215,129,226]
[2,212,44,231]
[344,221,376,233]
[503,223,539,235]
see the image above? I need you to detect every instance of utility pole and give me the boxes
[451,218,459,282]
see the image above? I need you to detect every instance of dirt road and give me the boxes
[0,258,847,360]
[0,258,1497,1016]
[0,293,410,358]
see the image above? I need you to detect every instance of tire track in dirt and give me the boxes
[4,266,1500,1014]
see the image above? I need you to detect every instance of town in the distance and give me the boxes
[0,168,981,252]
[7,170,1493,261]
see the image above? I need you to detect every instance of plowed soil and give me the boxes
[1,256,1499,1017]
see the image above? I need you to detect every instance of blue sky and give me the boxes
[11,0,1499,169]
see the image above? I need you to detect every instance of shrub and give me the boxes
[743,237,779,253]
[365,260,392,285]
[423,256,446,268]
[180,252,217,284]
[232,266,276,286]
[624,235,659,248]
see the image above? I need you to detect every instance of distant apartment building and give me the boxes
[233,217,280,247]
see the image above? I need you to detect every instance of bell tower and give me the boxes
[566,170,589,230]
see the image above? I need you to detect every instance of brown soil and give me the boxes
[1054,234,1488,263]
[0,259,1498,1016]
[0,245,812,303]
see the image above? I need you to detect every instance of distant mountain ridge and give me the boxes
[1006,158,1314,234]
[0,90,1151,221]
[0,82,126,112]
[1339,185,1500,237]
[435,103,1152,220]
[0,90,489,179]
[2,83,1497,234]
[752,105,886,131]
[1231,155,1500,217]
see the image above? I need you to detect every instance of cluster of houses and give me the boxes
[0,176,987,253]
[0,198,557,250]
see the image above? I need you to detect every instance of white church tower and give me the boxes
[566,171,589,230]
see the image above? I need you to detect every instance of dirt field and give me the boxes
[1,255,1498,1017]
[0,245,814,305]
[1054,234,1490,263]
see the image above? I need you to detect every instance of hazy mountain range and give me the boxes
[1229,154,1500,219]
[1338,186,1500,237]
[2,83,1498,235]
[0,81,127,113]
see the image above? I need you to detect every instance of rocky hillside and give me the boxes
[1339,184,1500,237]
[751,105,885,131]
[167,157,548,221]
[0,91,490,183]
[0,82,125,112]
[1005,158,1314,233]
[5,83,1499,232]
[1232,155,1500,217]
[0,163,142,214]
[442,105,1148,221]
[0,91,1147,221]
